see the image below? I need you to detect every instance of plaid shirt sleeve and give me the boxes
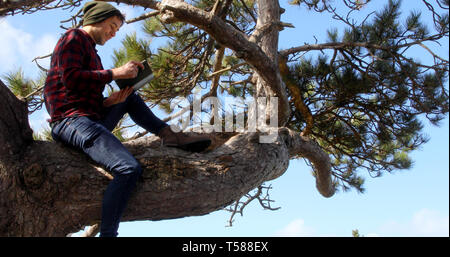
[44,29,113,123]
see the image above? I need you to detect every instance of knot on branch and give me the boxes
[159,8,176,23]
[249,21,294,43]
[21,163,45,190]
[158,0,183,23]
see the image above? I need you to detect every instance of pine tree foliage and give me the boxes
[2,69,46,113]
[282,0,448,191]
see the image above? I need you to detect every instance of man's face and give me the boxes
[93,15,122,45]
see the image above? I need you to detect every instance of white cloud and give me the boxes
[274,219,316,237]
[0,20,28,72]
[378,209,449,237]
[0,20,57,78]
[411,209,449,236]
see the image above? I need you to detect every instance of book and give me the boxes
[115,60,154,91]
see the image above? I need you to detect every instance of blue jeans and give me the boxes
[51,92,167,237]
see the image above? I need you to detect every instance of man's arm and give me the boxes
[59,34,144,85]
[103,86,134,107]
[111,61,144,80]
[104,61,145,107]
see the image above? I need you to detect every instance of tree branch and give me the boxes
[279,37,449,64]
[126,10,160,24]
[0,0,82,16]
[279,128,335,197]
[278,57,314,136]
[224,183,280,227]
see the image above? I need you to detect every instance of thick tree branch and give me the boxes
[0,127,333,236]
[0,79,33,162]
[1,80,334,235]
[252,0,290,125]
[279,128,335,197]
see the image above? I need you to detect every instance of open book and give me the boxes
[115,60,154,91]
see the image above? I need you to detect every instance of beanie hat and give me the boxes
[82,1,124,26]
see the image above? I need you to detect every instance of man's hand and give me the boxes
[103,87,134,107]
[111,60,145,80]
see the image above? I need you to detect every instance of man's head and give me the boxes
[82,1,125,45]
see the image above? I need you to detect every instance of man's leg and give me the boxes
[51,116,142,237]
[100,92,168,134]
[102,92,211,152]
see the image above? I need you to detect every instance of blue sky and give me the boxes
[0,0,448,237]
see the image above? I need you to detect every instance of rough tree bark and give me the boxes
[0,0,334,236]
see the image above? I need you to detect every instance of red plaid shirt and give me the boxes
[44,28,113,123]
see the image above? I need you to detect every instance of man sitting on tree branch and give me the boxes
[43,1,211,237]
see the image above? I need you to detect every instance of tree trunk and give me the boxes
[252,0,290,126]
[0,79,333,236]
